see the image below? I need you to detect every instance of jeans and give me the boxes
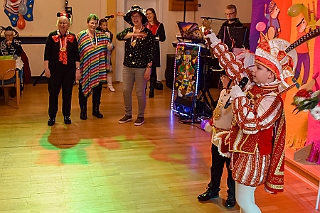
[122,66,147,118]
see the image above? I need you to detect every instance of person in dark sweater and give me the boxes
[0,26,22,57]
[0,26,25,97]
[44,12,80,126]
[217,4,249,52]
[116,5,155,126]
[145,8,166,98]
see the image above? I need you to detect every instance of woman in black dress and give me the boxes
[145,8,166,98]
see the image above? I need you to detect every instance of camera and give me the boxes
[65,6,72,15]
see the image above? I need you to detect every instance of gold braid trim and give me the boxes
[273,112,285,176]
[265,181,284,190]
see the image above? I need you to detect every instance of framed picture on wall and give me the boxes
[169,0,198,11]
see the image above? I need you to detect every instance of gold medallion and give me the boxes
[213,107,221,120]
[60,47,66,52]
[131,39,137,47]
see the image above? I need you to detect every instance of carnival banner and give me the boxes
[250,0,319,148]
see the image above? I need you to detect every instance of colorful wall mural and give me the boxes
[250,0,319,148]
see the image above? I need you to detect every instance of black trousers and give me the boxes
[48,69,75,118]
[149,66,157,90]
[208,144,235,198]
[78,83,102,106]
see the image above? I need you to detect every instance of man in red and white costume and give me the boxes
[205,31,297,213]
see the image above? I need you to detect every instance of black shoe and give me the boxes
[47,117,55,126]
[197,188,219,201]
[64,116,71,124]
[92,110,103,118]
[155,81,163,90]
[149,89,154,98]
[225,196,236,208]
[92,104,103,118]
[118,115,132,124]
[134,117,145,126]
[80,105,87,120]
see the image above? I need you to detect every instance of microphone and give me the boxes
[224,77,249,109]
[200,16,227,21]
[105,15,114,19]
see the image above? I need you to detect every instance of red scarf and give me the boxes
[52,31,75,65]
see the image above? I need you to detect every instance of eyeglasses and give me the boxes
[131,15,141,18]
[225,12,235,16]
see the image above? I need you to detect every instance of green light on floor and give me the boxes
[39,127,92,165]
[60,147,88,164]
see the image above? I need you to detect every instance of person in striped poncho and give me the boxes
[77,14,114,120]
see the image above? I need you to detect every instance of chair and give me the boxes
[0,59,20,108]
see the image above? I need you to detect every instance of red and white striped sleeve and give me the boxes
[232,94,283,134]
[211,42,252,84]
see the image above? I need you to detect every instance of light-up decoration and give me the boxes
[171,42,201,118]
[4,0,35,29]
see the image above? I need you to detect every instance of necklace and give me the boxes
[87,29,98,49]
[131,25,144,47]
[57,30,69,65]
[57,30,69,52]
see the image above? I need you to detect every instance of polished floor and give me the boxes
[0,83,318,213]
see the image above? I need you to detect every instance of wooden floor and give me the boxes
[0,83,318,213]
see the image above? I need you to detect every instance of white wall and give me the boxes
[0,0,106,76]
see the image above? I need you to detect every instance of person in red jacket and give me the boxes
[205,30,297,212]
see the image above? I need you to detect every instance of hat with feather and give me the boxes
[254,26,298,87]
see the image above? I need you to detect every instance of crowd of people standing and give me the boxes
[44,5,165,127]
